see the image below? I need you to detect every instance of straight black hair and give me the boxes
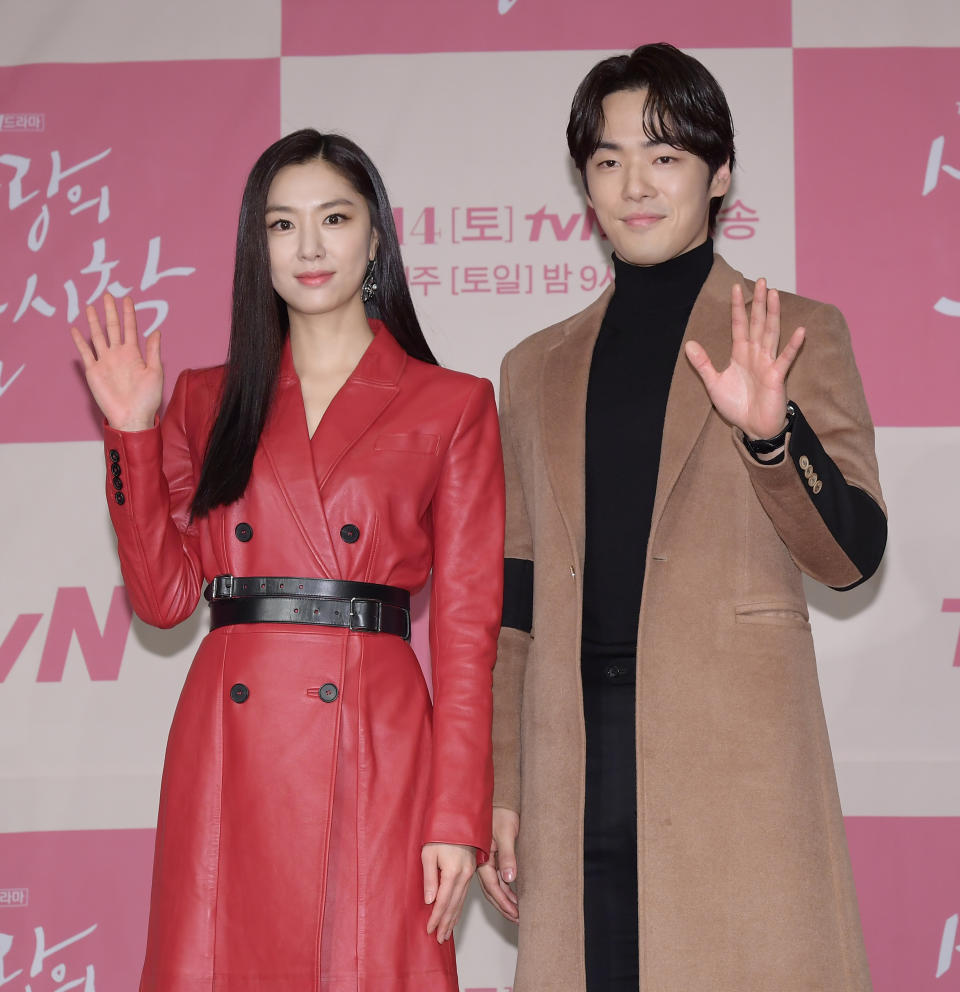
[191,129,436,518]
[567,43,736,230]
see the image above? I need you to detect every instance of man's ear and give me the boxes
[710,159,732,197]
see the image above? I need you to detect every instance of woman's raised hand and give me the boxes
[70,293,163,431]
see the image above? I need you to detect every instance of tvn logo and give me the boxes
[0,888,28,908]
[1,587,132,682]
[0,113,44,132]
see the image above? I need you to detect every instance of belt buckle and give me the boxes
[208,574,234,600]
[349,597,382,633]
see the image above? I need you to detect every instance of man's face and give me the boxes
[584,88,730,267]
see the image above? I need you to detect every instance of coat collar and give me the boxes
[259,320,405,578]
[538,253,751,567]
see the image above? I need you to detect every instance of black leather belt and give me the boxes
[204,575,411,640]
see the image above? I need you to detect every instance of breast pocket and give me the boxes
[734,601,810,629]
[374,432,440,456]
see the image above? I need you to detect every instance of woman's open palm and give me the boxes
[70,293,163,431]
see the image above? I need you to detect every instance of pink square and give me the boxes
[282,0,790,55]
[846,816,960,990]
[795,49,960,427]
[0,60,279,442]
[0,830,154,992]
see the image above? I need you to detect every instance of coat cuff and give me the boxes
[732,402,886,589]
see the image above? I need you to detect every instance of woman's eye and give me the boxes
[324,213,347,225]
[268,218,293,231]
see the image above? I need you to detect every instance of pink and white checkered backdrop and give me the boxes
[1,1,958,988]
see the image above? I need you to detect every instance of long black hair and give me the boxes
[566,43,736,231]
[191,129,436,518]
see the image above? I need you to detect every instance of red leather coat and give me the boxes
[103,323,504,992]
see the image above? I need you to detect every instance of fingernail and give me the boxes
[503,869,514,882]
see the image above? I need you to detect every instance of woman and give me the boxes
[70,129,504,992]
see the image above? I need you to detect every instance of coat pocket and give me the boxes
[734,600,810,629]
[374,432,440,455]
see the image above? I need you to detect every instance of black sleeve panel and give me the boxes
[502,557,534,633]
[788,401,887,590]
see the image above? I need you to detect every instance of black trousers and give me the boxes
[582,661,640,991]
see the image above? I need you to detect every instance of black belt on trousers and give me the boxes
[204,575,411,639]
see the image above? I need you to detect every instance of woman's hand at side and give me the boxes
[422,842,477,943]
[69,293,163,431]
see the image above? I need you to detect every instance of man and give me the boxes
[477,43,886,992]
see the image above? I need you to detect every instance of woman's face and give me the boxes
[265,158,378,322]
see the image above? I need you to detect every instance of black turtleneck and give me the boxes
[581,238,715,671]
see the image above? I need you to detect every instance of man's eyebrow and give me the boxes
[593,138,670,154]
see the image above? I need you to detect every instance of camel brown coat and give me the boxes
[492,255,884,992]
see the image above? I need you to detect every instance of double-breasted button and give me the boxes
[110,463,121,477]
[115,492,125,506]
[109,449,120,463]
[798,455,810,470]
[234,522,253,542]
[340,524,360,544]
[229,683,250,703]
[319,683,339,703]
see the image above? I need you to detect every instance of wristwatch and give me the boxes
[742,402,795,456]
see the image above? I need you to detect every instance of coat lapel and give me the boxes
[258,323,404,578]
[259,350,338,576]
[308,324,404,491]
[537,255,752,567]
[539,287,613,567]
[649,255,751,536]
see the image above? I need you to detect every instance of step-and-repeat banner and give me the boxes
[1,1,959,989]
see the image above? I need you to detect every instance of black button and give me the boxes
[112,476,123,491]
[110,463,121,477]
[605,665,620,680]
[339,524,360,544]
[109,449,120,462]
[114,492,125,506]
[229,683,250,703]
[319,683,339,703]
[235,522,253,542]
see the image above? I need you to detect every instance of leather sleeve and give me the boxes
[103,369,205,627]
[491,356,535,815]
[422,377,505,862]
[734,301,887,590]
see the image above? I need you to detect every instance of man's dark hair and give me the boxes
[567,43,736,230]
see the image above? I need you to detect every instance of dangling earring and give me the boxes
[361,259,378,302]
